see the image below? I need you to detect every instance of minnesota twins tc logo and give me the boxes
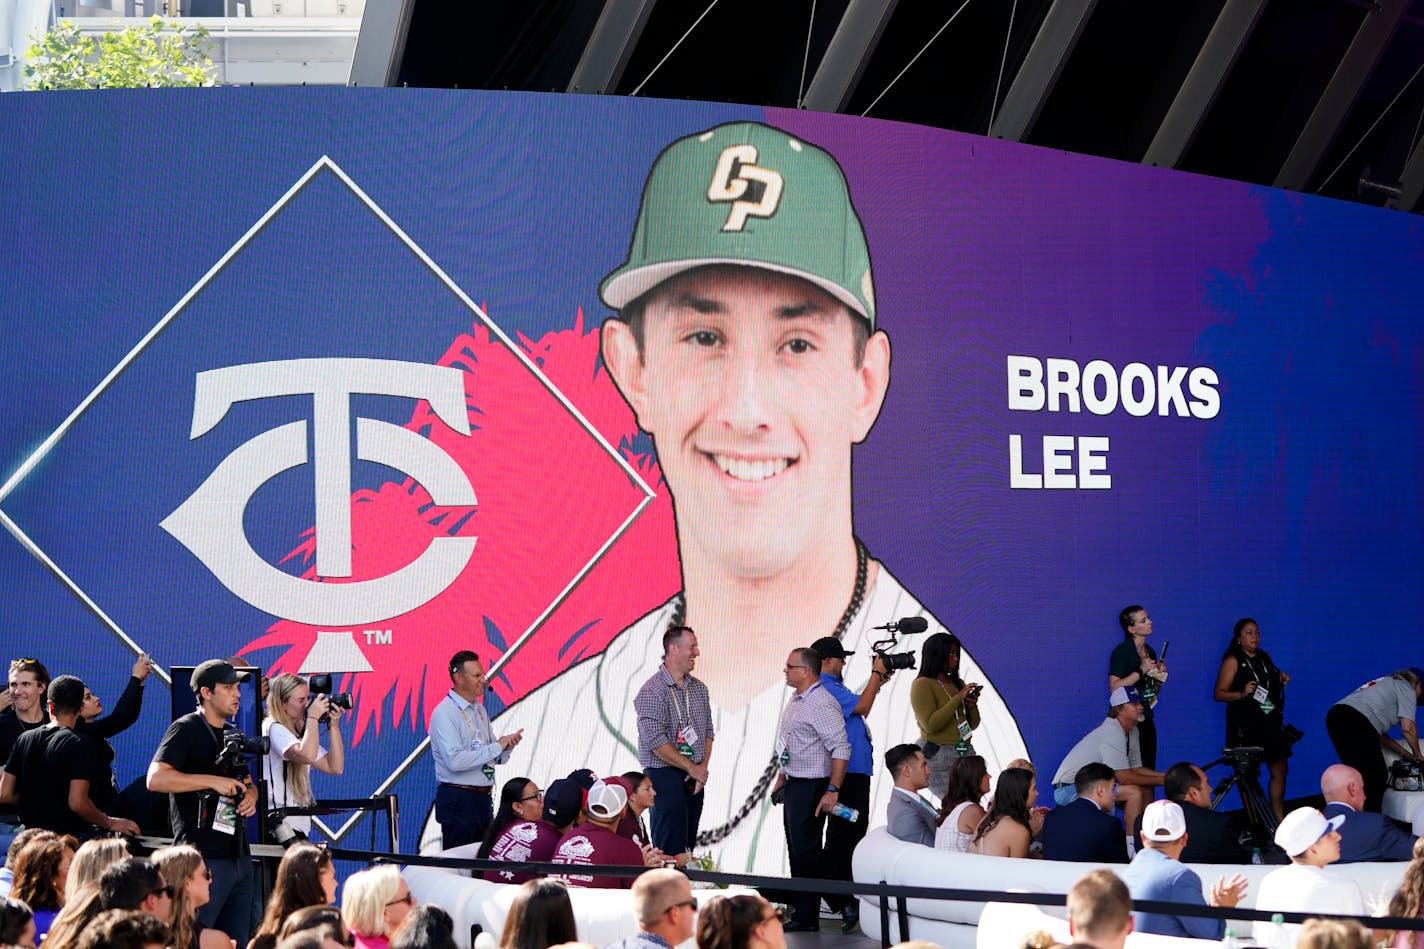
[162,358,476,625]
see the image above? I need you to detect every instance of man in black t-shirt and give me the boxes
[0,658,52,766]
[147,660,257,948]
[0,675,142,838]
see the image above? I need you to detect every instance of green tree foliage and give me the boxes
[24,17,217,90]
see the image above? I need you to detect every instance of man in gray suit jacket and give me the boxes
[885,743,937,845]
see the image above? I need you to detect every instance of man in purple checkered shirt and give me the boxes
[633,625,715,859]
[773,646,852,931]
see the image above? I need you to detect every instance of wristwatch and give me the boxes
[825,784,840,793]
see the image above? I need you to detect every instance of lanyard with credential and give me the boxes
[668,682,691,726]
[452,695,487,741]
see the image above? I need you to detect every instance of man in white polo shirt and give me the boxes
[1253,806,1363,947]
[1052,686,1164,833]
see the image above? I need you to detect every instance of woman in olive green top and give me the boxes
[911,632,982,799]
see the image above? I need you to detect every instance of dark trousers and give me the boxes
[435,783,494,849]
[821,771,869,913]
[198,854,254,949]
[783,776,831,925]
[1139,717,1158,770]
[1327,704,1387,812]
[648,765,704,855]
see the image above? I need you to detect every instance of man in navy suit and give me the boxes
[884,743,937,846]
[1321,763,1417,862]
[1042,762,1129,863]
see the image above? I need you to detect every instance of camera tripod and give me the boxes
[1205,746,1278,846]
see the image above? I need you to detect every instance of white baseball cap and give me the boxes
[1274,806,1345,857]
[1141,800,1187,842]
[587,779,629,820]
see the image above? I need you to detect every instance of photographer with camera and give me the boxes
[911,631,982,799]
[811,635,893,934]
[147,660,259,949]
[263,674,346,843]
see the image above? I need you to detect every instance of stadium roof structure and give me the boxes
[354,0,1424,214]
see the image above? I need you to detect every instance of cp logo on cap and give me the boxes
[707,144,784,232]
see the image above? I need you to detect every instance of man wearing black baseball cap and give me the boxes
[147,659,256,947]
[810,635,892,933]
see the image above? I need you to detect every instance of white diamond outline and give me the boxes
[0,154,657,843]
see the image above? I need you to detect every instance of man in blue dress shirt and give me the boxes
[1321,763,1417,862]
[1120,799,1247,940]
[428,649,524,849]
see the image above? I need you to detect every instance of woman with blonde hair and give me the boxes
[1390,837,1424,948]
[1297,917,1374,949]
[152,844,228,949]
[39,885,105,949]
[696,894,784,949]
[250,843,339,949]
[342,865,413,949]
[264,674,345,842]
[64,838,130,903]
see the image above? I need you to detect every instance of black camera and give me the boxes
[308,674,353,711]
[869,616,926,671]
[1219,745,1265,775]
[266,810,307,847]
[873,644,917,671]
[215,729,269,780]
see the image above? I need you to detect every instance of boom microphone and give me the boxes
[871,616,929,634]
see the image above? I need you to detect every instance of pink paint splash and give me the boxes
[239,309,679,743]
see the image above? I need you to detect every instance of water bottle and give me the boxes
[828,802,860,822]
[1220,927,1238,948]
[1251,847,1262,864]
[1267,913,1287,948]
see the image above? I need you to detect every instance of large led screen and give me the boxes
[2,88,1421,872]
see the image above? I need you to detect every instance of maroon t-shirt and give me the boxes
[551,822,645,888]
[615,811,651,848]
[483,820,564,884]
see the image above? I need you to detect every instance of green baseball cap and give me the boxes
[600,121,877,328]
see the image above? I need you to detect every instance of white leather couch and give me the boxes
[852,828,1408,949]
[402,846,753,949]
[976,902,1215,949]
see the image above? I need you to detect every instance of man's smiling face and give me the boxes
[604,265,889,580]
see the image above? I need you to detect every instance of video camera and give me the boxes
[307,673,353,711]
[869,616,927,671]
[1217,745,1266,775]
